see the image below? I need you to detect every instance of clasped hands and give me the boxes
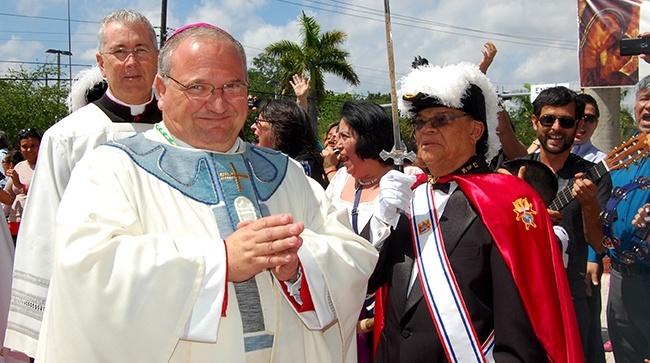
[225,214,303,283]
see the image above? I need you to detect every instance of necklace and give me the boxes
[427,175,439,185]
[357,177,379,187]
[155,122,177,145]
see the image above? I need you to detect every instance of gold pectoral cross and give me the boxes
[219,162,249,192]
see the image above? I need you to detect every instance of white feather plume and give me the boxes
[65,66,105,113]
[397,62,501,161]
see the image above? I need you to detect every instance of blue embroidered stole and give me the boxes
[108,134,288,352]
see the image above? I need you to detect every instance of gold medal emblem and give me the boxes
[512,197,537,230]
[418,219,432,235]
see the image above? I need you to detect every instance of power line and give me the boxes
[0,11,98,25]
[275,0,577,50]
[0,29,83,36]
[326,0,575,47]
[0,38,96,45]
[0,59,93,68]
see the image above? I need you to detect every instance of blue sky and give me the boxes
[0,0,585,97]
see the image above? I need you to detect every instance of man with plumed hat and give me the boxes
[369,62,584,362]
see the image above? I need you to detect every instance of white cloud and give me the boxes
[0,37,43,74]
[15,0,51,16]
[0,0,594,96]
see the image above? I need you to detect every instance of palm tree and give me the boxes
[265,11,359,129]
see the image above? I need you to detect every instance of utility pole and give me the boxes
[160,0,168,48]
[46,49,73,87]
[67,0,72,87]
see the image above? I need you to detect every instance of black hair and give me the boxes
[501,159,558,206]
[4,149,25,166]
[257,99,329,188]
[323,121,340,144]
[0,131,8,149]
[576,93,600,118]
[532,86,585,122]
[18,128,42,143]
[340,100,394,166]
[412,55,429,69]
[258,99,320,159]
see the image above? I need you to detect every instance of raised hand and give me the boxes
[289,74,310,110]
[478,41,497,74]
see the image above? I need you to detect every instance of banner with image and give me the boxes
[578,0,643,87]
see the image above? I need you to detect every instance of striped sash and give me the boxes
[410,183,494,363]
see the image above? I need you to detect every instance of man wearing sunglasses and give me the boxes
[572,93,608,363]
[523,86,612,361]
[5,9,162,359]
[573,94,607,163]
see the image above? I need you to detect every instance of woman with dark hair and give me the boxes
[251,99,329,189]
[0,128,41,243]
[325,100,415,363]
[323,121,339,149]
[322,121,341,181]
[326,100,412,239]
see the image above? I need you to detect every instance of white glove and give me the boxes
[553,225,570,268]
[376,170,416,228]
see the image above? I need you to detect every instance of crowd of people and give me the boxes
[1,7,649,363]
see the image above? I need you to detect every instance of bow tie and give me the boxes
[432,182,451,193]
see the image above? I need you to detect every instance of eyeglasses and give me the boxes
[410,113,467,131]
[165,75,249,101]
[18,128,41,138]
[583,115,598,124]
[254,117,273,126]
[101,47,155,61]
[537,115,577,129]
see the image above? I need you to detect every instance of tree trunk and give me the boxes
[585,88,620,152]
[308,88,319,133]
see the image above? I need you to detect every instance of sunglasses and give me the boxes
[537,115,577,129]
[18,128,41,138]
[583,115,598,124]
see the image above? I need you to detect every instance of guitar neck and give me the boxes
[548,161,608,211]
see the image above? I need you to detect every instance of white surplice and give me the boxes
[36,129,378,362]
[5,103,154,357]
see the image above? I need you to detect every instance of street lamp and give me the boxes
[46,48,73,87]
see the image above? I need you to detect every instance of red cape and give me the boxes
[374,173,583,363]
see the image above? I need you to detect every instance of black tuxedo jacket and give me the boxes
[369,188,548,363]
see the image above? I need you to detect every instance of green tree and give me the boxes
[316,91,357,137]
[248,53,282,101]
[313,91,415,151]
[500,85,536,148]
[620,88,636,141]
[265,11,359,129]
[0,65,68,148]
